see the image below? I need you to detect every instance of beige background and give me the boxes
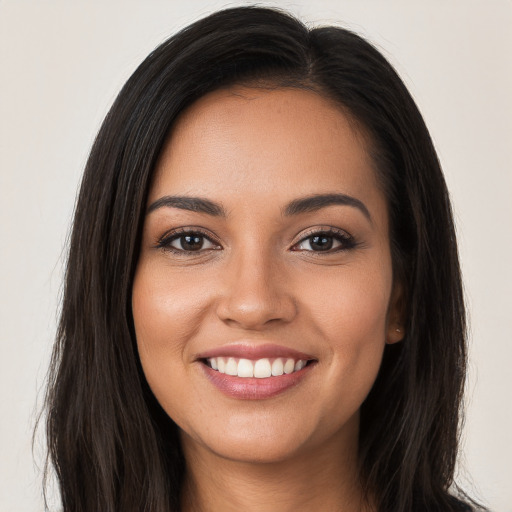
[1,1,511,510]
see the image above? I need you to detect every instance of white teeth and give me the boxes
[254,358,272,378]
[271,358,284,376]
[237,358,254,378]
[294,360,305,371]
[207,356,309,377]
[225,357,238,376]
[284,358,295,374]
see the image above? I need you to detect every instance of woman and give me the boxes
[43,6,482,511]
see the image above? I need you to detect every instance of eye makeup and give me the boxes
[291,226,358,254]
[155,226,221,255]
[155,225,359,256]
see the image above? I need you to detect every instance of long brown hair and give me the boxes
[43,6,481,511]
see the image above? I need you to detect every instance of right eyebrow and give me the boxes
[147,195,227,217]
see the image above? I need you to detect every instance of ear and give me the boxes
[386,281,406,344]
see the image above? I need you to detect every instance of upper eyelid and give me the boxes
[157,226,220,244]
[296,226,351,241]
[157,226,350,241]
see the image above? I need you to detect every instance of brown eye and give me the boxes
[173,234,206,251]
[169,233,218,252]
[157,229,220,254]
[307,234,335,251]
[293,229,356,253]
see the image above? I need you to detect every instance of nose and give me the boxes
[215,246,298,330]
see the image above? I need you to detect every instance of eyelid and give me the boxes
[291,226,356,253]
[294,225,351,241]
[156,226,222,253]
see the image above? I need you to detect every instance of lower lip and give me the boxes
[200,362,315,400]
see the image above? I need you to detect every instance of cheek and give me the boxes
[131,262,204,394]
[303,257,391,344]
[131,262,214,428]
[132,262,206,348]
[299,258,392,415]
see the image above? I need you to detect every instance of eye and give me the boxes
[157,228,220,254]
[292,228,356,253]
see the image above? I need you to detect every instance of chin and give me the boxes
[179,406,360,466]
[185,428,311,464]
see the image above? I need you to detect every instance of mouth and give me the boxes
[202,356,315,378]
[196,343,318,399]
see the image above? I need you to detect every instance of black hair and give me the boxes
[42,6,481,511]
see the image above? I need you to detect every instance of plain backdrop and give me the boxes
[1,1,511,510]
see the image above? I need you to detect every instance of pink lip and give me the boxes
[199,361,316,400]
[195,342,317,400]
[196,342,315,361]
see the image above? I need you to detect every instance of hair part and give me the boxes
[42,6,481,511]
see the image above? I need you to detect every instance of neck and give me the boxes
[180,425,373,512]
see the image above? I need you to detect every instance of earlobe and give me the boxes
[386,282,406,344]
[387,325,405,344]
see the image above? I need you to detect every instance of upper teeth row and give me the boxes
[207,357,307,378]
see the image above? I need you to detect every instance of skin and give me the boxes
[132,86,404,512]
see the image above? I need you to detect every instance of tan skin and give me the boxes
[132,86,404,512]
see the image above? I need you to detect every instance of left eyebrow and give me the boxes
[282,193,372,222]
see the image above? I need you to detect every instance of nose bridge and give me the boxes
[215,237,296,329]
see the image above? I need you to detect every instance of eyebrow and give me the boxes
[147,193,372,222]
[283,193,371,221]
[147,195,226,216]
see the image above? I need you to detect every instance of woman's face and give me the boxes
[132,86,403,463]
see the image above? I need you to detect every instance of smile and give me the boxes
[196,343,317,399]
[205,357,309,378]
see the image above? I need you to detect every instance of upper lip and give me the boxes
[196,342,316,361]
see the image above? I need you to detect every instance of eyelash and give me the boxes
[156,227,220,255]
[293,227,357,254]
[155,226,357,256]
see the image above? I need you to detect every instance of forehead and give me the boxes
[150,86,384,215]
